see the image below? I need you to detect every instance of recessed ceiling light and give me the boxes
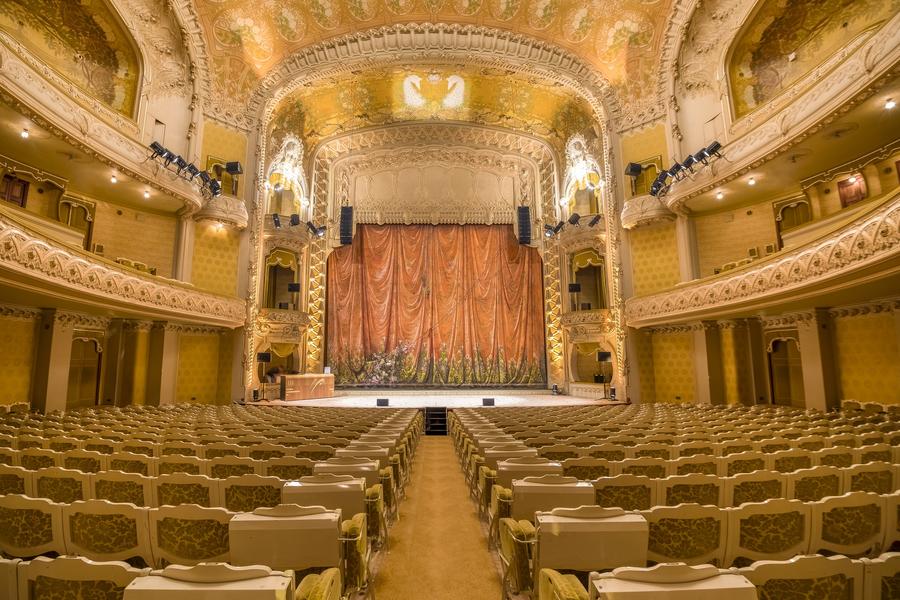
[748,177,756,186]
[716,191,724,200]
[885,98,896,110]
[848,176,857,184]
[20,129,29,139]
[110,175,118,184]
[143,190,150,199]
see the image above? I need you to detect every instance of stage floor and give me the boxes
[267,390,623,408]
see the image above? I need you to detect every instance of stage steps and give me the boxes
[424,407,448,435]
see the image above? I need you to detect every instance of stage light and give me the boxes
[885,98,896,110]
[316,225,326,238]
[682,155,697,172]
[848,175,858,184]
[185,164,200,180]
[225,161,243,175]
[198,171,211,185]
[668,162,685,180]
[272,214,282,228]
[273,183,284,192]
[694,149,709,166]
[143,190,151,199]
[624,162,642,178]
[588,215,602,227]
[110,174,118,184]
[289,214,301,226]
[20,129,29,139]
[704,141,723,158]
[553,221,564,234]
[208,180,222,197]
[568,213,581,226]
[161,150,176,166]
[543,224,554,238]
[149,141,165,158]
[173,155,188,173]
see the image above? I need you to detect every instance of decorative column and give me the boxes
[100,319,127,406]
[862,164,883,198]
[31,310,75,413]
[796,310,839,411]
[146,322,180,406]
[172,212,196,282]
[674,213,700,282]
[746,318,771,405]
[691,321,725,405]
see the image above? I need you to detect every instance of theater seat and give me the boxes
[296,567,342,600]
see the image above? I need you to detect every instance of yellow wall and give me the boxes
[833,313,900,404]
[628,221,680,296]
[650,331,696,403]
[694,199,779,276]
[191,224,240,297]
[201,120,249,200]
[91,201,177,277]
[0,318,36,404]
[619,122,669,200]
[633,331,657,403]
[216,330,235,405]
[176,333,226,405]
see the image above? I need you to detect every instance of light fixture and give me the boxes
[588,215,602,227]
[214,222,224,232]
[110,174,118,184]
[747,177,756,186]
[553,221,565,235]
[20,129,29,139]
[568,213,581,226]
[185,164,200,180]
[306,222,326,238]
[848,175,857,184]
[682,155,697,172]
[272,214,282,229]
[148,141,165,158]
[543,224,554,238]
[885,98,896,110]
[289,214,301,227]
[143,190,150,199]
[716,191,724,200]
[273,182,284,193]
[208,179,222,197]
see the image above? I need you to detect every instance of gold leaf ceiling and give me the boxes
[193,0,673,119]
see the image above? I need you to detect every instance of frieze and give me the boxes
[0,304,41,321]
[829,298,899,319]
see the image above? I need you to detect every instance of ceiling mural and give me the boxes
[0,0,140,116]
[193,0,673,121]
[729,0,899,117]
[268,66,596,151]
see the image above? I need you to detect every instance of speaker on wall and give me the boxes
[625,162,643,178]
[289,214,301,227]
[278,302,290,310]
[376,398,389,407]
[568,283,582,293]
[482,398,495,406]
[517,206,531,245]
[598,351,612,362]
[288,283,301,293]
[340,206,354,245]
[257,352,272,363]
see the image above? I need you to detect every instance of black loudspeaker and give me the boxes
[278,302,290,310]
[482,398,495,406]
[288,283,301,293]
[289,214,301,227]
[340,206,353,245]
[517,206,531,245]
[257,352,272,363]
[598,351,612,362]
[610,387,617,400]
[376,398,389,407]
[272,214,281,228]
[568,283,582,293]
[625,162,643,177]
[252,389,259,400]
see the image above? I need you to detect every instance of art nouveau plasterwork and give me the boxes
[0,213,245,327]
[625,192,900,327]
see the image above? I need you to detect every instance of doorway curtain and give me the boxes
[326,224,546,387]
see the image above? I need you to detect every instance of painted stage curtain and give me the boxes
[327,224,546,387]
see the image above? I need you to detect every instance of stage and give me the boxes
[266,389,624,408]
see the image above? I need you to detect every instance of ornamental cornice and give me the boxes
[122,320,153,332]
[0,36,203,214]
[52,311,111,331]
[263,231,311,257]
[761,312,817,330]
[568,326,616,343]
[621,195,677,230]
[193,196,249,230]
[664,15,900,210]
[556,224,605,254]
[829,298,900,318]
[561,309,613,329]
[0,213,245,328]
[170,324,227,335]
[255,308,309,343]
[626,193,900,328]
[243,23,627,134]
[0,304,41,321]
[646,323,702,335]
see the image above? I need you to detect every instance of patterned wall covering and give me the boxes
[633,331,657,403]
[216,330,235,405]
[0,0,140,115]
[91,202,178,278]
[202,120,250,199]
[120,328,150,406]
[0,318,36,404]
[618,122,668,199]
[191,224,240,297]
[194,0,673,118]
[720,325,753,405]
[833,313,900,404]
[650,330,695,403]
[728,0,899,117]
[175,333,224,404]
[269,67,595,151]
[627,220,680,297]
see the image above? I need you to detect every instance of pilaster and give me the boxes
[31,310,75,413]
[674,214,699,282]
[796,309,839,411]
[146,322,180,406]
[173,216,196,283]
[692,321,724,405]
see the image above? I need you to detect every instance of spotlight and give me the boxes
[588,215,602,227]
[143,190,151,199]
[173,155,188,173]
[208,180,222,197]
[110,174,118,184]
[149,141,165,158]
[624,162,642,178]
[693,149,709,166]
[198,171,211,185]
[273,183,284,193]
[161,150,176,166]
[715,191,724,200]
[306,221,318,236]
[316,226,326,238]
[272,214,282,229]
[682,155,697,172]
[885,98,896,110]
[650,181,662,197]
[225,162,243,175]
[668,162,685,180]
[553,221,565,234]
[289,214,301,227]
[20,129,29,139]
[568,213,581,226]
[848,175,857,184]
[748,177,756,186]
[185,164,200,180]
[543,224,554,238]
[703,141,723,159]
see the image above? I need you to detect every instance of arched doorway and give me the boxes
[768,338,804,407]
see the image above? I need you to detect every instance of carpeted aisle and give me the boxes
[371,436,502,600]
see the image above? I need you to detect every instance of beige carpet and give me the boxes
[371,436,503,600]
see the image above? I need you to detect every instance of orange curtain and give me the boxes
[327,224,546,387]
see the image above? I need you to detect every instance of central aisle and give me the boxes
[372,436,502,599]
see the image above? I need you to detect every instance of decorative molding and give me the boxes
[556,225,605,254]
[626,193,900,328]
[193,195,249,230]
[646,323,703,334]
[561,309,614,329]
[169,324,227,335]
[0,304,41,321]
[665,13,900,209]
[52,311,111,330]
[761,312,817,330]
[0,213,245,328]
[829,298,900,318]
[122,320,153,332]
[800,138,900,190]
[256,308,309,344]
[621,194,677,230]
[243,23,627,133]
